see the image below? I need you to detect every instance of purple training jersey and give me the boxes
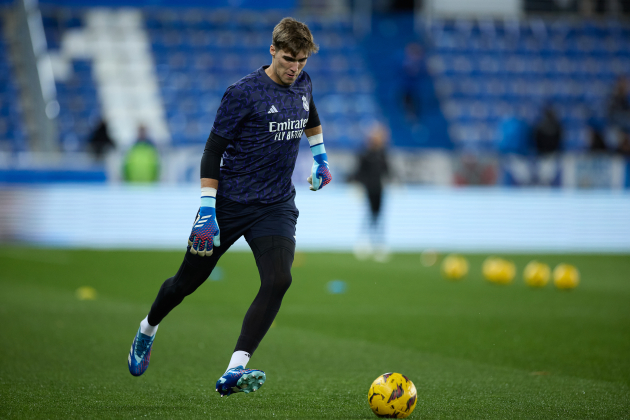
[211,65,313,204]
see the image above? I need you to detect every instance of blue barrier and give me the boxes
[37,0,295,9]
[0,169,107,183]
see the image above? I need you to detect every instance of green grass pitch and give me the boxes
[0,247,629,419]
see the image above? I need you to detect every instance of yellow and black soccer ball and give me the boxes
[368,372,417,418]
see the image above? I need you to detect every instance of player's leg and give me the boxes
[128,249,225,376]
[367,186,382,228]
[148,250,223,325]
[129,197,247,377]
[235,235,295,355]
[216,235,295,396]
[367,187,389,262]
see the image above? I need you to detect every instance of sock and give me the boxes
[226,350,251,372]
[140,316,158,337]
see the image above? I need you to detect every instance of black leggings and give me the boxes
[367,187,383,225]
[147,235,295,355]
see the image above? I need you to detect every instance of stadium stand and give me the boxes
[144,8,380,148]
[42,7,169,150]
[363,14,451,149]
[8,4,630,157]
[34,7,380,150]
[40,7,100,152]
[426,18,630,151]
[0,20,27,153]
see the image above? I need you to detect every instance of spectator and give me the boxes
[586,113,608,152]
[534,105,562,155]
[588,127,608,152]
[87,119,115,161]
[351,123,390,262]
[123,125,160,183]
[608,77,630,133]
[617,130,630,157]
[401,42,427,122]
[496,115,530,155]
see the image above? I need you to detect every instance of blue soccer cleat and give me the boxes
[215,366,266,397]
[128,327,155,377]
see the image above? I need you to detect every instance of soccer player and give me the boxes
[351,123,390,262]
[127,17,331,397]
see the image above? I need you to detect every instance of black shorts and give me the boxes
[210,191,299,254]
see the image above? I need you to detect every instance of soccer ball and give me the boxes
[441,254,469,280]
[553,264,580,290]
[523,261,550,287]
[482,257,515,284]
[368,372,417,418]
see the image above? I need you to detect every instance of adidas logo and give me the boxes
[268,105,278,114]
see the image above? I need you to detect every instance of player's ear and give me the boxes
[269,44,276,58]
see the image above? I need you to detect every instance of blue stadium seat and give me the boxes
[429,16,630,151]
[143,9,381,147]
[64,15,82,29]
[44,27,60,50]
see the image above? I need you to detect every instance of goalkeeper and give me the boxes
[127,17,331,397]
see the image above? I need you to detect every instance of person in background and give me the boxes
[88,119,115,161]
[351,123,390,262]
[123,125,160,183]
[401,42,427,123]
[495,112,533,185]
[496,114,530,155]
[608,77,630,154]
[532,105,563,186]
[534,105,562,155]
[586,114,608,152]
[608,77,630,133]
[617,130,630,156]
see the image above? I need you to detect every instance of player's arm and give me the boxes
[305,98,331,191]
[188,132,229,257]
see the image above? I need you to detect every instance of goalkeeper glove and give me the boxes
[306,133,331,191]
[188,187,220,257]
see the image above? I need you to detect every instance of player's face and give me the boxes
[269,45,308,86]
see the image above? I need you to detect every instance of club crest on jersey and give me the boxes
[302,96,309,111]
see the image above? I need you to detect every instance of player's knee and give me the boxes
[275,269,292,295]
[156,278,185,306]
[161,278,185,300]
[273,249,294,295]
[162,268,208,300]
[261,268,292,297]
[252,236,295,298]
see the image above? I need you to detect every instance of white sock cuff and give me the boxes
[140,316,158,337]
[226,350,251,372]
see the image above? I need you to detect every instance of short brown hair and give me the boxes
[272,17,319,57]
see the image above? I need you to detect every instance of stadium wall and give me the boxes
[1,184,629,252]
